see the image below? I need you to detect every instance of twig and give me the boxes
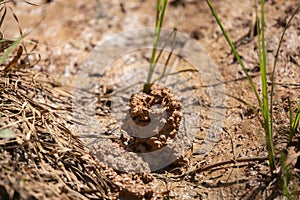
[195,156,269,173]
[172,156,269,178]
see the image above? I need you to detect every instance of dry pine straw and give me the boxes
[0,67,113,199]
[0,47,157,199]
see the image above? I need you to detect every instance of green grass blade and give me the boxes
[292,103,300,131]
[270,4,300,112]
[260,0,268,116]
[289,102,300,143]
[207,0,276,172]
[257,0,275,172]
[267,4,300,144]
[153,28,176,67]
[205,0,262,109]
[0,34,26,67]
[144,0,168,93]
[153,68,198,83]
[279,151,297,200]
[226,93,264,125]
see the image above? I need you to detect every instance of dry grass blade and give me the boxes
[0,40,13,52]
[0,65,111,199]
[8,6,22,35]
[0,5,7,29]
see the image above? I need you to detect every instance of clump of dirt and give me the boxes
[112,172,154,199]
[128,85,182,152]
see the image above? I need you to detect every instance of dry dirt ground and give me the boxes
[1,0,300,199]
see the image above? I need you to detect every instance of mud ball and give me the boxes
[129,85,182,152]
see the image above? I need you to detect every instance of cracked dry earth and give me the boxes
[2,0,300,199]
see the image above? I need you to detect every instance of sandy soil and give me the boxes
[1,0,300,199]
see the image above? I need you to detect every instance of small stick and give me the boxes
[171,156,269,178]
